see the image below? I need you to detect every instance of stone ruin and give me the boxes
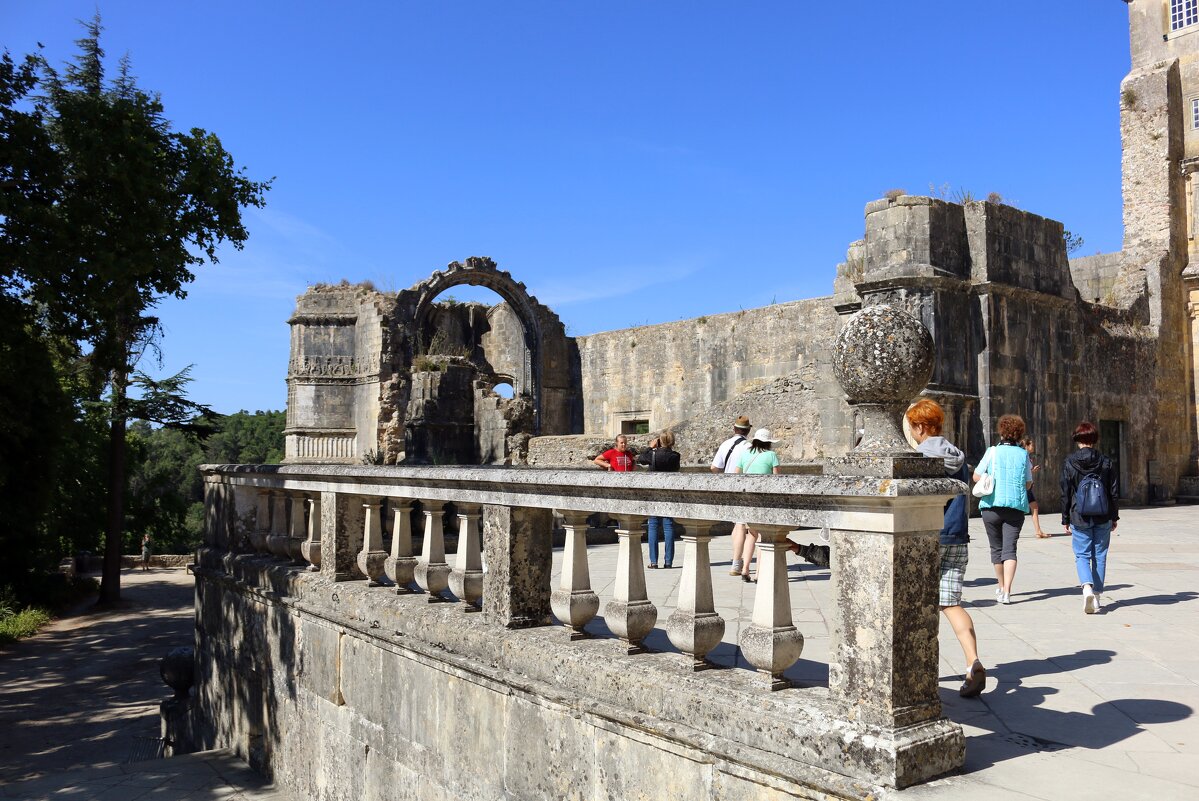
[285,257,579,467]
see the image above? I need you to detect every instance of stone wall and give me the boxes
[573,297,843,445]
[1070,253,1124,305]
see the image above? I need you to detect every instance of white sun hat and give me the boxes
[752,428,778,443]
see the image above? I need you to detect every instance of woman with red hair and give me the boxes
[1060,422,1120,614]
[906,399,986,696]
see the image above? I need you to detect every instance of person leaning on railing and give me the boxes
[637,430,681,568]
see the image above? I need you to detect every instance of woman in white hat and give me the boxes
[732,428,781,582]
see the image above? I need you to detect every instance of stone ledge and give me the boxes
[194,551,963,793]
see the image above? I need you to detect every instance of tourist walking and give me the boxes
[638,430,681,568]
[141,534,152,572]
[1021,437,1049,538]
[1060,421,1120,614]
[732,428,781,583]
[593,434,636,472]
[710,415,753,576]
[906,400,986,697]
[974,415,1033,604]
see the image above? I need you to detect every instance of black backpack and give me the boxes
[1074,472,1110,517]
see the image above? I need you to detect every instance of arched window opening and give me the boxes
[492,382,515,399]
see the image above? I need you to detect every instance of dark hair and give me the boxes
[1072,421,1099,446]
[749,439,773,452]
[997,414,1025,443]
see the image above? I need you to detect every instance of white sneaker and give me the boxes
[1094,594,1103,611]
[998,591,1010,605]
[1084,589,1097,614]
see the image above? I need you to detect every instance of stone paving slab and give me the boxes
[0,749,291,800]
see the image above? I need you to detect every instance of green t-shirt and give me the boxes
[736,448,779,475]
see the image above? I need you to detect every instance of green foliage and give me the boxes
[0,16,270,603]
[0,607,52,646]
[413,356,442,372]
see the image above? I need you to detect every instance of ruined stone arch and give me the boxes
[407,256,547,431]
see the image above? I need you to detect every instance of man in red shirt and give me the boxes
[593,435,636,472]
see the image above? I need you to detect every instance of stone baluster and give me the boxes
[249,491,270,554]
[384,500,417,593]
[287,495,307,565]
[415,502,452,601]
[301,497,321,571]
[357,500,388,587]
[448,503,484,611]
[739,525,804,690]
[666,519,725,670]
[603,514,657,654]
[266,492,290,558]
[550,511,599,639]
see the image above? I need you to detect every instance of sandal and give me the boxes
[959,661,986,698]
[648,564,658,570]
[741,573,755,584]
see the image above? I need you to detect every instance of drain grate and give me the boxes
[125,735,166,763]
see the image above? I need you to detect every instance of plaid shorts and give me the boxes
[938,543,969,607]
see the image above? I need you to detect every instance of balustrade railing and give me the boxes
[204,463,959,695]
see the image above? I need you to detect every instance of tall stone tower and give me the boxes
[1120,0,1199,483]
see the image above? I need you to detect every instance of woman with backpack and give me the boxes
[973,414,1033,605]
[1060,421,1120,614]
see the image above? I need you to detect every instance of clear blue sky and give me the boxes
[3,1,1131,415]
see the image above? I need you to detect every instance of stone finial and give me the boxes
[832,305,939,477]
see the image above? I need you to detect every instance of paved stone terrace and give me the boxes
[2,506,1196,800]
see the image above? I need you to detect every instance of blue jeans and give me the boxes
[647,517,675,566]
[1071,521,1112,593]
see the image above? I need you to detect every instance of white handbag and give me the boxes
[972,447,995,498]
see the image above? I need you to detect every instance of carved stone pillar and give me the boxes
[319,491,365,581]
[415,502,451,601]
[287,495,307,564]
[666,519,725,669]
[550,511,600,639]
[356,500,388,587]
[824,303,966,786]
[738,525,803,690]
[301,497,321,571]
[482,505,552,629]
[448,503,484,610]
[250,491,270,554]
[603,514,657,654]
[384,500,417,593]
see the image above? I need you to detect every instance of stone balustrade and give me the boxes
[200,459,965,789]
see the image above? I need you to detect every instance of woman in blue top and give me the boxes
[973,414,1033,605]
[733,428,781,583]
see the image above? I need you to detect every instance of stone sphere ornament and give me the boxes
[833,305,934,456]
[160,646,195,700]
[833,305,935,405]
